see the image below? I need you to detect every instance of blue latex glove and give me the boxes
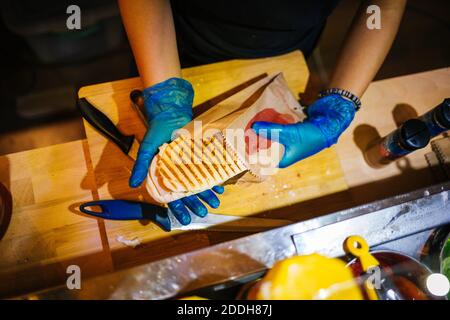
[129,77,193,186]
[168,186,224,225]
[252,94,356,168]
[129,77,224,225]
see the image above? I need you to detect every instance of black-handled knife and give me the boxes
[78,98,140,160]
[130,90,148,126]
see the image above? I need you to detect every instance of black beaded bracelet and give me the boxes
[319,88,362,111]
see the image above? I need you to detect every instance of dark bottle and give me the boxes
[364,119,431,168]
[418,98,450,137]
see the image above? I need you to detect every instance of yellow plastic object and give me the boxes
[252,254,363,300]
[179,296,208,300]
[344,235,380,300]
[344,235,379,271]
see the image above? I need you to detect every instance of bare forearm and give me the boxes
[118,0,181,87]
[328,0,406,97]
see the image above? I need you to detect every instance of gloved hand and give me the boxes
[129,77,224,225]
[130,77,193,186]
[168,186,224,225]
[252,94,356,168]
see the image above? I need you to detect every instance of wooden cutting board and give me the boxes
[78,51,348,268]
[0,140,114,297]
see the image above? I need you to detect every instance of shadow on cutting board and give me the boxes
[392,103,419,128]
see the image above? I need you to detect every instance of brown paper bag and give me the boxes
[146,73,304,203]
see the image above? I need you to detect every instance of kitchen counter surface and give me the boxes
[0,55,448,298]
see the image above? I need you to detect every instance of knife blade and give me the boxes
[167,210,291,232]
[79,199,291,232]
[78,98,140,160]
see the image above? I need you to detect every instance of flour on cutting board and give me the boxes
[116,235,141,248]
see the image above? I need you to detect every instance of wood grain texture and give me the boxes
[0,140,113,297]
[78,51,309,105]
[0,61,446,297]
[79,51,348,269]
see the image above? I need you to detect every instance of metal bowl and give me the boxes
[347,250,441,300]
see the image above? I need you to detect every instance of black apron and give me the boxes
[171,0,341,67]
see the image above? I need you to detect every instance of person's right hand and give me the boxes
[129,77,194,188]
[129,77,225,225]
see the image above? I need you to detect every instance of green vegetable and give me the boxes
[441,237,450,299]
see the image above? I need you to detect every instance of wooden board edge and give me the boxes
[78,50,309,99]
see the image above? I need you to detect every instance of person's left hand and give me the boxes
[252,94,356,168]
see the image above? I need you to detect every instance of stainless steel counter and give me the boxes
[21,181,450,300]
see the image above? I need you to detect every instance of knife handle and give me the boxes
[80,200,172,232]
[130,89,148,127]
[78,98,135,155]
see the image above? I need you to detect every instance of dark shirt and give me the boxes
[171,0,341,67]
